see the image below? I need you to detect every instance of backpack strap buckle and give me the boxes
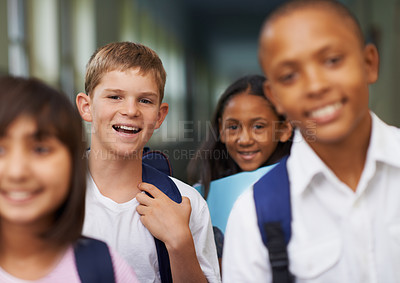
[269,251,289,269]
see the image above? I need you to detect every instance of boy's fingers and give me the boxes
[138,182,166,199]
[138,183,160,197]
[135,191,153,205]
[136,204,148,215]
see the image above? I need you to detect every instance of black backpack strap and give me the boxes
[142,162,182,283]
[74,237,115,283]
[142,147,173,176]
[253,156,294,283]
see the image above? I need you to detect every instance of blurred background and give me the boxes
[1,0,400,182]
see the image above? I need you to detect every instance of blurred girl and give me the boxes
[0,76,138,282]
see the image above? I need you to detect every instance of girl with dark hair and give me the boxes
[187,75,293,270]
[188,74,292,199]
[0,76,138,282]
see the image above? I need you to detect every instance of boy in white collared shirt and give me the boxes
[222,0,400,282]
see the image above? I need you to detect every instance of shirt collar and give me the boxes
[288,129,326,196]
[368,112,400,168]
[288,112,400,196]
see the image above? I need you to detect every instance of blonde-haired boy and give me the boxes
[76,42,220,283]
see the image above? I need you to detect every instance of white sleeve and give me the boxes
[171,177,221,283]
[222,188,272,283]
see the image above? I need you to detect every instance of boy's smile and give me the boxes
[260,7,378,146]
[306,100,345,125]
[78,68,168,158]
[113,124,141,135]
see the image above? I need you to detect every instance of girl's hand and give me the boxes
[136,182,192,250]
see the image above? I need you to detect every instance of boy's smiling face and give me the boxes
[79,68,168,158]
[260,7,378,146]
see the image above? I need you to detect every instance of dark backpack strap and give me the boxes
[142,162,182,283]
[74,237,115,283]
[142,162,181,203]
[253,156,294,283]
[142,147,173,176]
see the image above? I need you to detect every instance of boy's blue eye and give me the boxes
[227,125,238,130]
[109,95,121,100]
[254,124,265,130]
[140,98,152,104]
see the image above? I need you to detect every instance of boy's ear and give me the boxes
[277,120,293,143]
[263,81,285,116]
[76,92,93,122]
[364,43,379,84]
[155,102,169,129]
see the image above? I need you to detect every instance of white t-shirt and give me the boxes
[222,113,400,283]
[83,173,221,283]
[0,245,138,283]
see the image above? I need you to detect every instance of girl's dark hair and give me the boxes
[0,76,86,246]
[187,74,292,199]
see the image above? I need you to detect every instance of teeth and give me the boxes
[310,102,342,118]
[240,151,257,155]
[113,125,140,133]
[118,125,138,131]
[7,191,32,201]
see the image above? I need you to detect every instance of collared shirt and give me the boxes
[222,113,400,283]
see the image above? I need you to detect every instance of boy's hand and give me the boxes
[137,183,208,283]
[136,182,192,250]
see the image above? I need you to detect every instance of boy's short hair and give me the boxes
[85,42,167,101]
[262,0,365,47]
[0,76,87,247]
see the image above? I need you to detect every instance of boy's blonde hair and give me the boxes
[85,42,167,101]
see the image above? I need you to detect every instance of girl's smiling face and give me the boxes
[219,92,289,171]
[0,116,71,228]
